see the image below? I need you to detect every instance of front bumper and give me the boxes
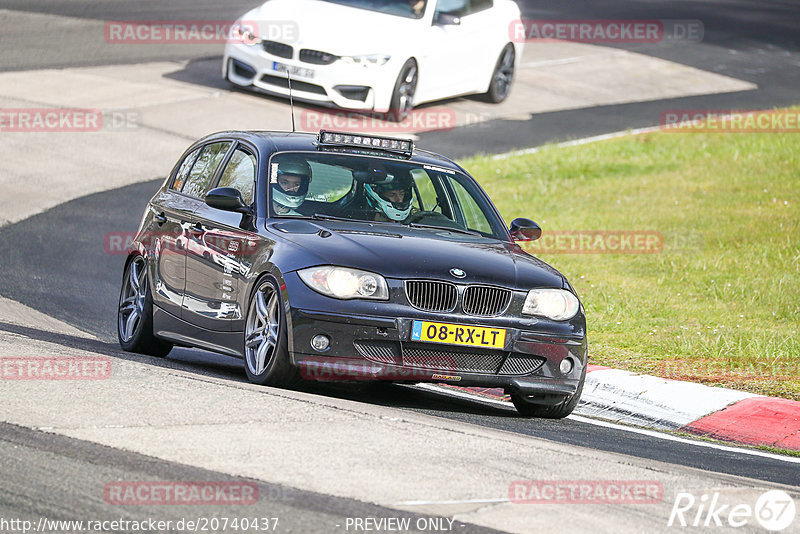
[287,288,588,400]
[223,43,398,112]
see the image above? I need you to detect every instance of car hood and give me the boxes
[245,0,423,56]
[270,220,565,290]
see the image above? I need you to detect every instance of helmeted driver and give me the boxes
[364,173,414,222]
[272,159,312,215]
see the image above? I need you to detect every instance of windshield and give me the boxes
[268,152,507,239]
[318,0,427,19]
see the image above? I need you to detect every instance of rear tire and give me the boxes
[243,275,299,387]
[117,255,173,357]
[511,366,586,418]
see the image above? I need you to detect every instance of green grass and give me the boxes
[461,115,800,400]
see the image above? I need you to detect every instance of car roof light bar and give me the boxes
[318,130,414,156]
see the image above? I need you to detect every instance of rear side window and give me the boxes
[171,147,201,191]
[411,169,445,215]
[217,148,257,205]
[436,0,469,17]
[470,0,492,13]
[181,142,232,198]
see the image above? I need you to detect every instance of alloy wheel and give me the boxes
[493,46,515,101]
[396,64,417,119]
[245,282,281,376]
[118,257,147,343]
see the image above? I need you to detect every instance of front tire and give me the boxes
[511,366,586,419]
[243,276,298,387]
[483,43,515,103]
[117,255,173,357]
[388,59,418,122]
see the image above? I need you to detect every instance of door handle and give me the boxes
[155,212,167,225]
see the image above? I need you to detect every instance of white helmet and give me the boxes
[364,173,413,221]
[272,159,312,210]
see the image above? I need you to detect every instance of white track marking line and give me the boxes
[415,384,800,464]
[521,56,589,68]
[568,415,800,464]
[492,126,661,160]
[397,497,509,506]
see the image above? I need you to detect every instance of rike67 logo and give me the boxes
[669,490,796,531]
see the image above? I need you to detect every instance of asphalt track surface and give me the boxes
[0,182,797,489]
[0,421,505,534]
[1,1,799,526]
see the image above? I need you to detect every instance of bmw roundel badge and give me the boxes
[450,268,466,279]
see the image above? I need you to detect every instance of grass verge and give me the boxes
[461,114,800,400]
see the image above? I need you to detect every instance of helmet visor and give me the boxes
[377,187,412,210]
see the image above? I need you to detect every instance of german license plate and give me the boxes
[410,320,506,349]
[272,61,314,79]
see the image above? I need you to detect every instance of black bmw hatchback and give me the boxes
[117,130,587,417]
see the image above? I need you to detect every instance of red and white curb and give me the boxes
[579,366,756,429]
[419,365,800,452]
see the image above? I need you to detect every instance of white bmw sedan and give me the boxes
[223,0,522,120]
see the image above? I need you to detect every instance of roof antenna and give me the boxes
[286,71,296,132]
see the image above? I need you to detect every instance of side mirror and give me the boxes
[509,218,542,241]
[434,12,461,26]
[205,187,251,214]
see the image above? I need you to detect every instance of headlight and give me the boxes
[230,24,261,46]
[522,289,579,321]
[298,266,389,300]
[341,54,391,67]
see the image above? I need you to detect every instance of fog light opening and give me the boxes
[559,358,574,374]
[311,334,331,352]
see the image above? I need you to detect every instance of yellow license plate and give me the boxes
[410,320,506,349]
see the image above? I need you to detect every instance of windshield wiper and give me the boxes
[311,213,355,222]
[313,213,405,227]
[407,222,481,237]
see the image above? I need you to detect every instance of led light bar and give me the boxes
[318,130,414,155]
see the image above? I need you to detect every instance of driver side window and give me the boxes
[450,179,492,234]
[411,169,441,213]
